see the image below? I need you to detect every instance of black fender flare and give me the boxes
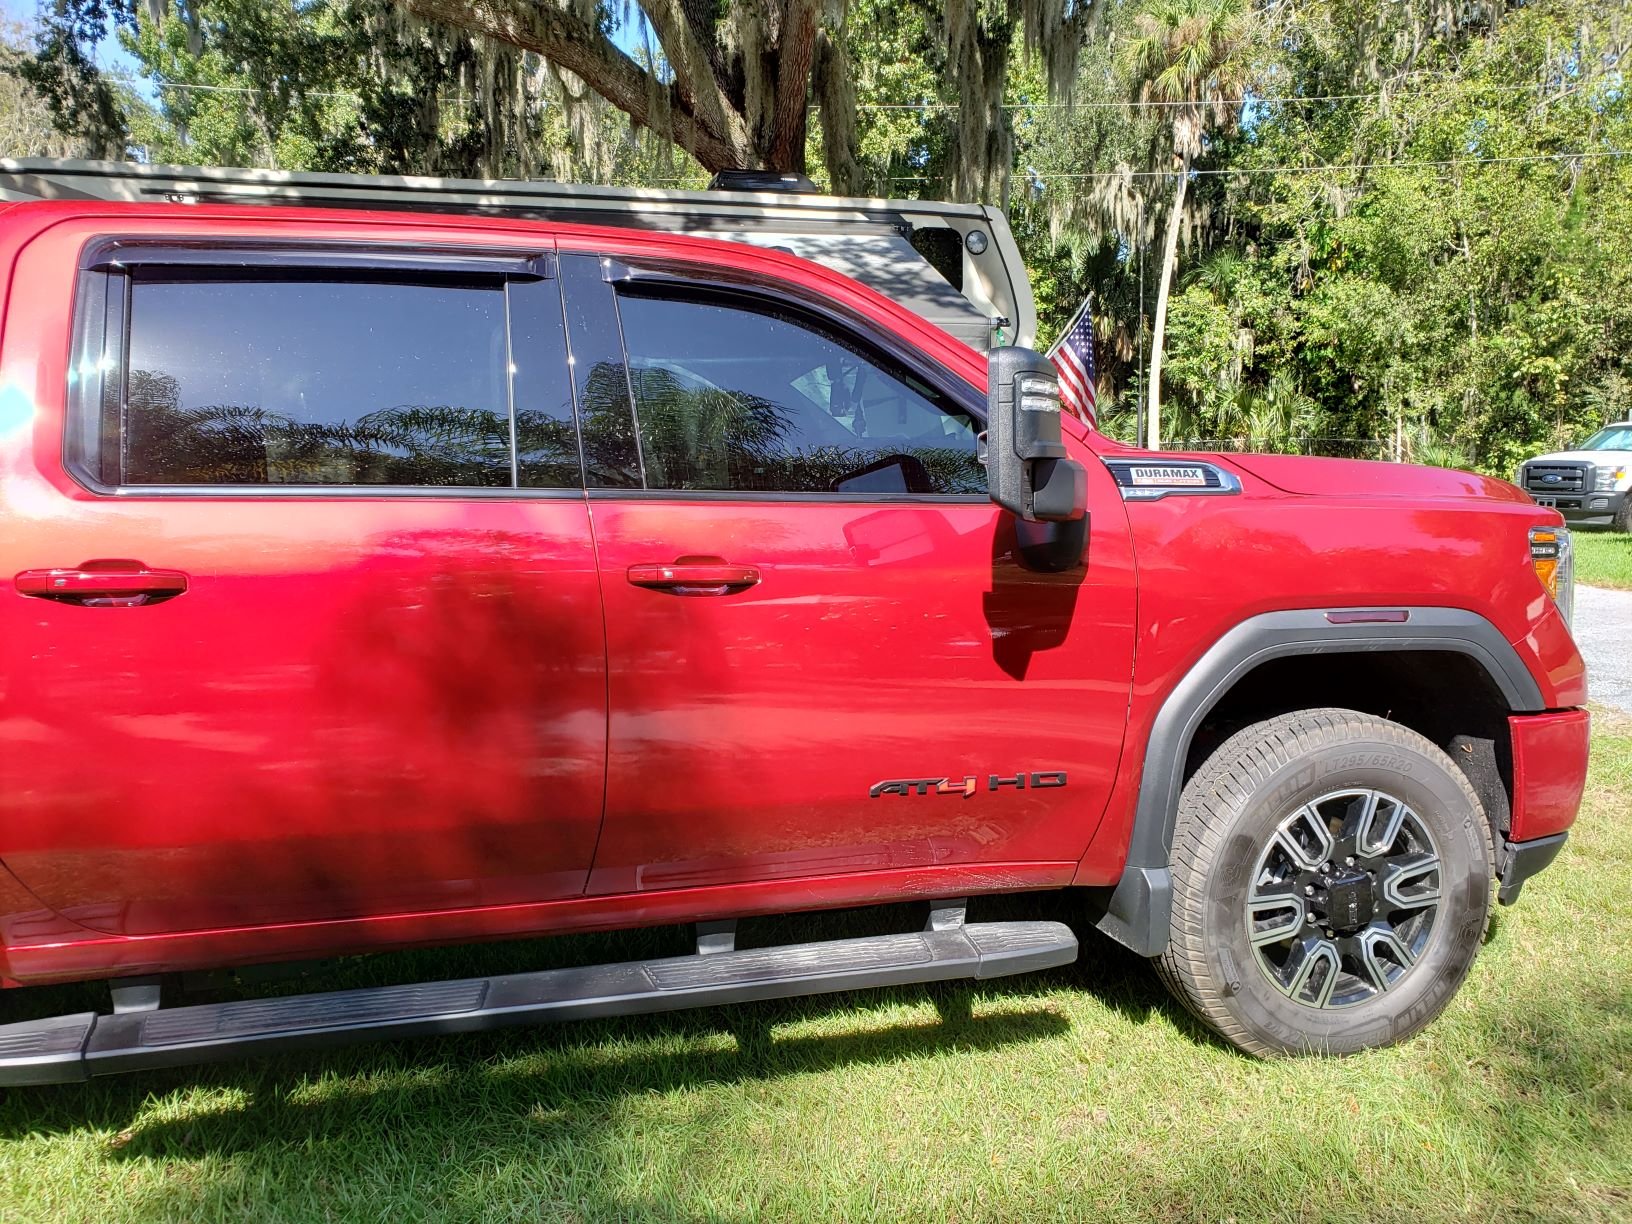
[1093,607,1544,956]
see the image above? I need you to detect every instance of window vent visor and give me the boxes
[84,241,554,281]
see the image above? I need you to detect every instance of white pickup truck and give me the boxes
[1519,421,1632,531]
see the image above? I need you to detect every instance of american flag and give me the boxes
[1047,298,1097,426]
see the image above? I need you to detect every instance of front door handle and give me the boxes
[627,558,761,597]
[15,561,189,607]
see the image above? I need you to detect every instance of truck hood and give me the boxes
[1226,453,1533,504]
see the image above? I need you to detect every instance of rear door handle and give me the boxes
[15,562,189,607]
[627,558,761,597]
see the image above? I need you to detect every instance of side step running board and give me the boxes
[0,919,1076,1085]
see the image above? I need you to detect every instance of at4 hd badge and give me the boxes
[869,771,1067,799]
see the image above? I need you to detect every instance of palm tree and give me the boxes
[1124,0,1255,449]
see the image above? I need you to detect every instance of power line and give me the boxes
[144,79,361,101]
[137,75,1564,111]
[125,76,1623,184]
[133,78,1282,108]
[836,81,1551,111]
[888,148,1630,183]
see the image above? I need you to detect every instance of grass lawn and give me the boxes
[3,719,1630,1223]
[1574,527,1632,590]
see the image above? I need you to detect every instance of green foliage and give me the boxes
[119,5,366,171]
[807,1,946,195]
[7,0,1630,471]
[1150,0,1632,467]
[1124,0,1255,120]
[13,0,131,156]
[21,1,712,182]
[0,20,85,157]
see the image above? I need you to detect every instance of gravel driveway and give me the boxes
[1574,583,1632,714]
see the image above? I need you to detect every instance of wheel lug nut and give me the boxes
[1345,856,1355,867]
[1305,885,1315,896]
[1321,862,1333,873]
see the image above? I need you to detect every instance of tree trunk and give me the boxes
[1147,150,1189,452]
[767,0,820,171]
[395,0,746,171]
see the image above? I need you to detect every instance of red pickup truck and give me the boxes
[0,162,1589,1081]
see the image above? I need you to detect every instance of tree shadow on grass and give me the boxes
[0,892,1198,1151]
[2,977,1090,1219]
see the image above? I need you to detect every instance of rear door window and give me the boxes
[87,262,577,490]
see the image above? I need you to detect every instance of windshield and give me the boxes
[1579,425,1632,451]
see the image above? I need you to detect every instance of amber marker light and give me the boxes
[1529,525,1576,626]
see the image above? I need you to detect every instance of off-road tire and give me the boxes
[1155,708,1494,1057]
[1613,499,1631,533]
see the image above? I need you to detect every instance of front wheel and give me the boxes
[1155,708,1493,1057]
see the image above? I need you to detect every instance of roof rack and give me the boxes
[706,169,820,194]
[0,159,1034,350]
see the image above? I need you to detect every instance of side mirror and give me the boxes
[984,347,1088,523]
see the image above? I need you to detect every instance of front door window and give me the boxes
[616,291,984,496]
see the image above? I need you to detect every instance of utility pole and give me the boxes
[1136,200,1148,450]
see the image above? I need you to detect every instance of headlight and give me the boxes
[1529,525,1575,627]
[1594,464,1630,491]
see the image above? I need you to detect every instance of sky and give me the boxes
[2,0,145,78]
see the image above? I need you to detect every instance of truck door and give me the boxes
[558,253,1137,895]
[0,233,606,936]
